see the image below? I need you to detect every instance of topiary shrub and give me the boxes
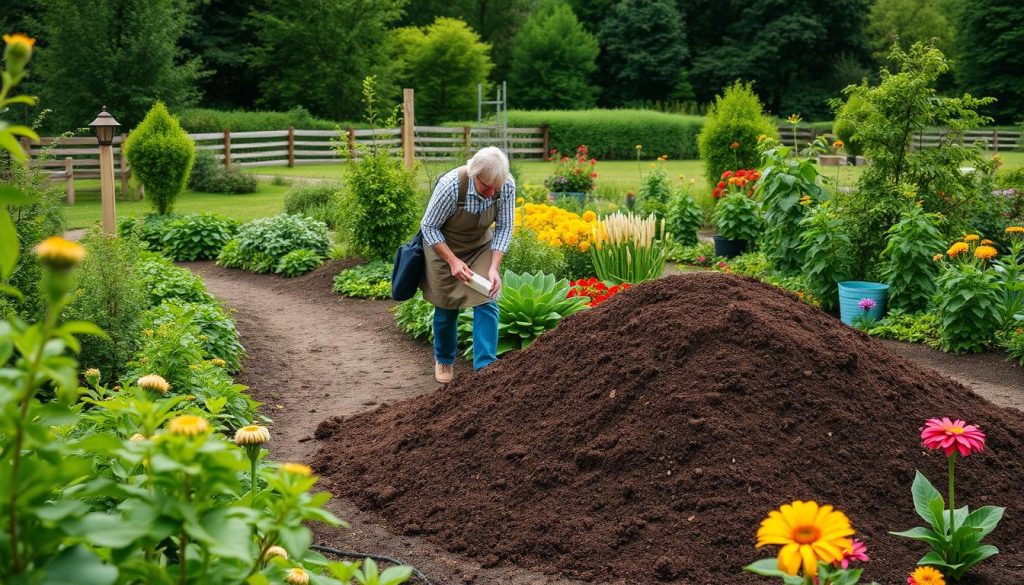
[697,82,778,185]
[161,213,239,261]
[123,102,196,214]
[283,183,343,228]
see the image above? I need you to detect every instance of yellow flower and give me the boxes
[516,197,524,205]
[550,237,562,247]
[137,374,170,394]
[832,140,844,150]
[3,33,35,68]
[799,195,812,206]
[787,114,802,125]
[129,433,147,442]
[167,415,209,437]
[34,237,85,269]
[234,425,270,446]
[84,368,101,385]
[757,134,767,143]
[265,545,289,560]
[1005,226,1024,234]
[280,462,313,477]
[582,210,597,222]
[963,234,980,242]
[932,254,943,262]
[579,241,590,253]
[974,245,998,260]
[980,239,993,245]
[755,500,854,577]
[285,568,310,585]
[909,566,945,585]
[947,242,969,257]
[211,358,226,367]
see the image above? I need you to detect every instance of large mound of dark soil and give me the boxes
[313,273,1024,584]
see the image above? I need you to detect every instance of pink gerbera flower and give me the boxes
[921,417,986,457]
[835,538,869,569]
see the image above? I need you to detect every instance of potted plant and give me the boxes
[544,145,597,203]
[711,182,761,258]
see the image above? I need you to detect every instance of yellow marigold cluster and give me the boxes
[947,242,970,257]
[517,203,600,252]
[1006,226,1024,235]
[974,245,998,260]
[963,234,981,242]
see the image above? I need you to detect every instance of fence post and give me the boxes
[19,136,31,158]
[542,125,550,160]
[64,157,75,205]
[992,129,999,154]
[118,144,131,198]
[347,127,356,158]
[463,126,470,152]
[223,129,232,167]
[287,126,296,167]
[402,88,415,170]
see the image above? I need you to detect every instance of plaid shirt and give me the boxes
[420,167,516,253]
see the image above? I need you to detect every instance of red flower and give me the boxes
[722,171,733,179]
[589,158,597,166]
[590,172,597,178]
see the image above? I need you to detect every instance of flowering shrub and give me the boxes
[543,145,597,193]
[712,168,760,199]
[891,418,1003,582]
[933,235,1006,352]
[567,277,630,306]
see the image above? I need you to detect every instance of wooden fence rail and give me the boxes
[777,126,1021,152]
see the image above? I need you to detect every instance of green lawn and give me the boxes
[63,181,292,229]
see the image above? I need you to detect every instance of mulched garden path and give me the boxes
[184,261,1024,585]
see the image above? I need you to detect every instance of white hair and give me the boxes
[467,147,509,189]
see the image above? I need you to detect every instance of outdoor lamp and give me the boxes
[89,107,120,146]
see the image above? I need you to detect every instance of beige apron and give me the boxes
[421,167,497,310]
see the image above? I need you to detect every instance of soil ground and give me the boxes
[184,261,1024,584]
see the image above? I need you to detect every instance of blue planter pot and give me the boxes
[838,281,889,325]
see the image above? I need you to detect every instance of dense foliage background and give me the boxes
[4,0,1023,131]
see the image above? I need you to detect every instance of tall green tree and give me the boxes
[956,0,1024,124]
[866,0,954,65]
[395,18,493,123]
[598,0,688,106]
[249,0,405,121]
[33,0,202,132]
[508,0,598,109]
[179,0,259,110]
[687,0,870,119]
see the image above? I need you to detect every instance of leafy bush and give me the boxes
[216,238,245,269]
[507,109,704,160]
[880,206,946,312]
[283,183,343,228]
[999,326,1024,366]
[503,228,566,278]
[392,291,435,342]
[161,213,239,261]
[123,101,196,214]
[344,148,418,261]
[143,299,245,373]
[235,214,331,272]
[118,213,180,250]
[666,186,704,246]
[668,241,715,265]
[712,192,762,243]
[994,167,1024,220]
[65,231,148,382]
[138,253,215,306]
[637,168,672,221]
[800,203,855,311]
[757,142,827,274]
[935,263,1002,352]
[188,150,258,194]
[332,261,393,299]
[276,249,323,277]
[698,82,778,185]
[832,92,869,157]
[2,189,65,319]
[868,311,940,345]
[176,105,346,132]
[496,271,589,353]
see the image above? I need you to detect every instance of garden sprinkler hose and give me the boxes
[309,544,434,585]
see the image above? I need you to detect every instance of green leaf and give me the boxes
[911,471,943,528]
[67,512,150,548]
[42,545,118,585]
[962,505,1004,539]
[742,559,804,585]
[890,526,943,546]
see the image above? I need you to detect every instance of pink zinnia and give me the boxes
[921,417,986,457]
[835,539,869,569]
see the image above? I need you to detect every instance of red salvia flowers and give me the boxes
[567,277,630,306]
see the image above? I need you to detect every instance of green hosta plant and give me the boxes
[879,205,946,312]
[496,271,589,353]
[276,249,323,277]
[161,213,239,261]
[332,261,392,299]
[756,141,827,274]
[138,253,215,306]
[236,214,331,265]
[590,212,670,284]
[712,191,761,243]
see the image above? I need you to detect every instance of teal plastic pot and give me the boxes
[838,281,889,325]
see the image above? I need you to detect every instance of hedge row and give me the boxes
[175,106,358,133]
[507,109,705,160]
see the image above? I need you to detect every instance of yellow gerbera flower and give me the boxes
[137,374,170,394]
[755,500,854,577]
[908,566,945,585]
[34,237,85,269]
[963,234,980,242]
[234,425,270,446]
[947,242,969,257]
[280,462,313,477]
[167,415,209,437]
[974,245,998,260]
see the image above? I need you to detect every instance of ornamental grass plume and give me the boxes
[921,417,985,457]
[755,500,855,577]
[589,212,669,284]
[908,566,945,585]
[34,236,85,269]
[137,374,170,394]
[167,415,209,437]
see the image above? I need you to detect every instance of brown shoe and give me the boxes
[434,362,454,384]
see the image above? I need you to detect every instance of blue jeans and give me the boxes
[434,301,498,370]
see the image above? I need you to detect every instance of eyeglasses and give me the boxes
[476,177,501,197]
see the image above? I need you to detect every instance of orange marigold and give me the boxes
[947,242,969,257]
[974,245,998,260]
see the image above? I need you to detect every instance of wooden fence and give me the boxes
[778,126,1021,152]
